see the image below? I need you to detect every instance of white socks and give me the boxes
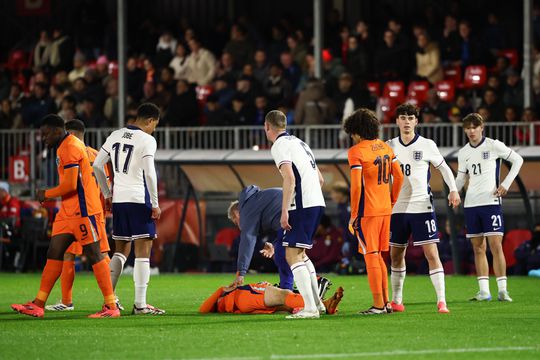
[291,262,317,312]
[303,257,322,306]
[391,266,406,304]
[478,276,490,294]
[134,258,150,308]
[109,252,127,290]
[496,276,507,293]
[429,267,446,303]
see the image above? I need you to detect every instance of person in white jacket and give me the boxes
[186,38,217,86]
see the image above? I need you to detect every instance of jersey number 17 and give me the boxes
[112,142,134,174]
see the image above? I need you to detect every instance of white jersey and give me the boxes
[271,133,325,211]
[101,126,157,204]
[457,137,512,208]
[387,135,445,214]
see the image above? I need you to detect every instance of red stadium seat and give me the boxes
[214,228,240,250]
[463,65,487,89]
[443,65,462,86]
[195,85,214,125]
[503,229,532,268]
[498,49,519,68]
[383,81,406,103]
[6,50,30,72]
[435,80,455,102]
[367,82,381,97]
[407,81,430,106]
[378,97,398,123]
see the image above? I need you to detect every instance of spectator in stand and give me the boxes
[306,215,343,273]
[333,72,370,123]
[514,223,540,275]
[49,84,65,110]
[143,58,157,83]
[213,76,235,109]
[481,87,505,122]
[49,28,75,72]
[454,20,489,68]
[78,97,105,127]
[375,29,405,82]
[504,106,519,123]
[346,35,369,83]
[169,43,189,80]
[477,105,491,122]
[159,67,177,95]
[516,107,540,145]
[276,102,294,125]
[84,69,106,110]
[484,13,505,58]
[216,51,238,85]
[155,31,177,70]
[454,93,474,116]
[8,84,24,115]
[33,30,52,71]
[329,182,358,270]
[280,51,301,92]
[322,49,345,97]
[253,49,270,86]
[103,78,119,125]
[68,52,88,83]
[58,95,77,122]
[286,34,308,69]
[493,56,513,80]
[95,56,111,86]
[0,181,21,234]
[0,99,18,129]
[268,25,288,63]
[229,94,254,126]
[205,94,231,126]
[253,94,269,125]
[338,25,350,63]
[71,77,87,108]
[487,74,503,97]
[163,79,198,127]
[263,63,292,108]
[503,70,524,109]
[424,88,449,122]
[294,78,336,125]
[224,24,254,68]
[501,106,519,144]
[420,107,440,123]
[20,82,55,128]
[236,75,256,106]
[126,57,145,102]
[415,32,443,85]
[325,9,344,57]
[447,106,462,124]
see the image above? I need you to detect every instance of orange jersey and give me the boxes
[199,283,275,314]
[86,146,110,213]
[348,139,403,221]
[54,134,102,219]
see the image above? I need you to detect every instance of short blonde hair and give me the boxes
[265,110,287,130]
[227,200,239,222]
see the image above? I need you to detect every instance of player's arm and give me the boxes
[455,151,468,192]
[198,287,225,313]
[279,163,295,231]
[317,167,324,188]
[348,150,362,232]
[495,142,524,196]
[390,155,404,205]
[40,145,83,201]
[93,148,113,199]
[430,142,460,208]
[234,217,261,286]
[141,139,160,219]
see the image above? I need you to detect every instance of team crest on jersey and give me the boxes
[413,151,423,161]
[482,151,490,160]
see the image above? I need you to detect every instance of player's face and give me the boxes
[230,210,240,228]
[464,124,484,143]
[41,126,63,148]
[396,114,417,134]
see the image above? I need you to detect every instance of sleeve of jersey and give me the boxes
[141,152,159,208]
[236,217,260,276]
[348,149,363,222]
[429,140,446,169]
[93,148,113,199]
[45,167,79,198]
[455,151,467,191]
[198,287,225,313]
[493,139,513,160]
[390,153,404,205]
[500,150,524,190]
[271,141,291,169]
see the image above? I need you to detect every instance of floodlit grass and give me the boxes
[0,273,539,360]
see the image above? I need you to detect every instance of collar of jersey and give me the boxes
[398,133,419,147]
[58,132,70,147]
[127,125,142,131]
[469,136,486,148]
[276,132,289,140]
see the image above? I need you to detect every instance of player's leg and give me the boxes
[11,233,73,317]
[301,207,326,313]
[264,285,302,309]
[378,215,391,309]
[110,240,131,290]
[487,235,512,301]
[422,243,449,313]
[470,236,492,300]
[389,213,409,311]
[285,247,318,318]
[132,238,165,315]
[273,231,294,290]
[110,203,132,290]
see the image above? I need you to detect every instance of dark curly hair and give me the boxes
[396,103,419,117]
[343,108,380,140]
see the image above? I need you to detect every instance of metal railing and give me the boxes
[1,122,538,193]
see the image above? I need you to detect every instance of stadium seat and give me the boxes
[463,65,487,89]
[498,48,519,68]
[407,81,430,106]
[214,227,239,250]
[383,81,406,103]
[435,80,456,102]
[443,65,462,86]
[378,97,398,123]
[503,229,532,268]
[6,49,30,72]
[367,82,381,97]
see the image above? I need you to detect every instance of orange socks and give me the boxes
[365,252,384,308]
[60,260,75,305]
[34,259,64,308]
[284,292,304,309]
[103,254,110,265]
[92,258,117,310]
[378,254,389,304]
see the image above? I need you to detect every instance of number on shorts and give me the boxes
[491,215,502,227]
[425,219,437,233]
[80,224,88,237]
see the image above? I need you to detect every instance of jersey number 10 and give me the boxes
[112,142,134,174]
[373,155,391,185]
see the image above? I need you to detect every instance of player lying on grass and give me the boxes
[199,282,344,315]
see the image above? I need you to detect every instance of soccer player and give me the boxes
[387,104,460,314]
[456,113,523,301]
[199,282,343,315]
[264,110,326,319]
[45,119,119,311]
[343,108,404,315]
[11,114,119,318]
[93,103,165,315]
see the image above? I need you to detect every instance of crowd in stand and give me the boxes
[1,9,540,137]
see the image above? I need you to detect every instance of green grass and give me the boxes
[0,273,539,360]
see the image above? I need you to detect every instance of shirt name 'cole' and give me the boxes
[122,132,133,140]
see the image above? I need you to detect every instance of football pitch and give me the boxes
[0,273,539,360]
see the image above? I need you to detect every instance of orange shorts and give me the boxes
[52,213,109,251]
[234,283,276,314]
[353,215,391,255]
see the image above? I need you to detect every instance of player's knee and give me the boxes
[83,243,104,265]
[46,247,65,261]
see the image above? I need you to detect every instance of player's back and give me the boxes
[102,125,157,205]
[56,135,102,218]
[348,139,395,217]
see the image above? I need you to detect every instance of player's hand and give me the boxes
[151,207,161,220]
[448,191,461,208]
[223,283,237,292]
[260,242,275,258]
[348,223,356,236]
[105,197,112,212]
[232,275,244,287]
[493,186,508,197]
[280,211,291,231]
[36,189,46,203]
